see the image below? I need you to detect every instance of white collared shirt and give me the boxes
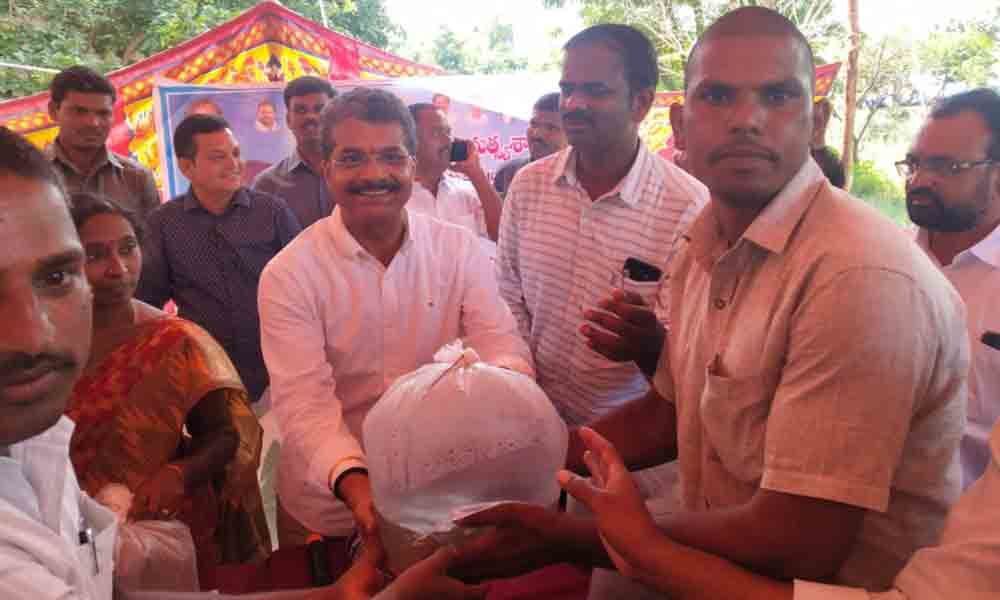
[0,417,116,599]
[794,419,1000,600]
[259,207,533,535]
[408,173,488,239]
[497,143,708,425]
[915,224,1000,488]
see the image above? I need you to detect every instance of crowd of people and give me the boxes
[1,6,998,600]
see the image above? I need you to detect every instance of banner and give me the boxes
[154,78,531,200]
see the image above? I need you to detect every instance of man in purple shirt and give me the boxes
[137,114,301,401]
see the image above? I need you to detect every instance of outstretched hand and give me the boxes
[557,427,662,579]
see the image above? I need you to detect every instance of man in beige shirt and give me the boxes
[46,66,160,224]
[454,8,968,595]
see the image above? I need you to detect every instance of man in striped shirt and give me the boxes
[496,24,708,427]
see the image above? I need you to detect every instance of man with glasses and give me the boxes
[252,76,337,230]
[897,87,1000,489]
[257,87,533,547]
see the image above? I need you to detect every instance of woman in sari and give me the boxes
[65,193,270,588]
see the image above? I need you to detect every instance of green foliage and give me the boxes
[0,0,405,100]
[851,159,907,223]
[432,27,474,73]
[919,16,999,98]
[423,19,528,75]
[544,0,844,90]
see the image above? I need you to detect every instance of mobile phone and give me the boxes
[450,140,469,162]
[623,257,662,282]
[983,331,1000,351]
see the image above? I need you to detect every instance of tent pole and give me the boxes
[317,0,329,28]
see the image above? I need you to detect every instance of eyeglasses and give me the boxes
[332,150,412,170]
[895,157,995,179]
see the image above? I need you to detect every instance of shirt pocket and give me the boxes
[700,369,771,486]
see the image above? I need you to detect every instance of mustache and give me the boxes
[346,179,401,194]
[708,142,778,164]
[0,352,77,382]
[906,187,942,206]
[562,110,593,124]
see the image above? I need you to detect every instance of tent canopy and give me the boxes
[0,0,441,177]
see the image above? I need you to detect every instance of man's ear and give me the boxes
[669,102,686,151]
[811,98,832,149]
[48,100,59,123]
[178,157,194,180]
[632,87,656,123]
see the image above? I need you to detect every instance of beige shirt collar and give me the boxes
[687,158,826,264]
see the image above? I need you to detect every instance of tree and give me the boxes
[543,0,844,89]
[423,19,529,75]
[840,0,859,191]
[431,27,474,74]
[0,0,405,99]
[918,15,999,99]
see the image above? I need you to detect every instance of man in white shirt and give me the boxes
[0,125,487,600]
[0,125,117,600]
[258,87,533,548]
[407,103,503,244]
[900,87,1000,489]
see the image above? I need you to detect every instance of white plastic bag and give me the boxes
[363,341,567,572]
[94,483,199,592]
[115,520,200,592]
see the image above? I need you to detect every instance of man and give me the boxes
[496,24,707,429]
[460,8,968,594]
[407,103,503,243]
[255,100,279,133]
[493,92,567,198]
[258,87,533,547]
[902,88,1000,489]
[136,114,302,402]
[46,65,159,224]
[253,76,338,230]
[0,124,484,600]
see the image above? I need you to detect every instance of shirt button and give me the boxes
[714,298,727,310]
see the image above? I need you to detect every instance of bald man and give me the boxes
[453,8,968,595]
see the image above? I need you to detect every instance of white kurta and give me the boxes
[0,417,117,599]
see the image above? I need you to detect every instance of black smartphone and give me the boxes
[450,140,469,162]
[623,257,662,282]
[983,331,1000,352]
